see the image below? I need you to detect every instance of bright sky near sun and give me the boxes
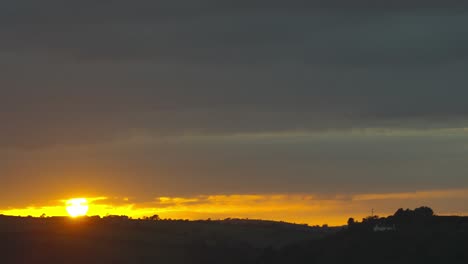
[1,189,467,226]
[66,198,89,217]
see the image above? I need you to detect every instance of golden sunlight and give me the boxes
[66,198,89,217]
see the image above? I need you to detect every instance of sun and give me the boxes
[66,198,89,217]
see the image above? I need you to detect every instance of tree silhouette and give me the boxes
[414,206,434,217]
[149,214,160,221]
[394,206,434,218]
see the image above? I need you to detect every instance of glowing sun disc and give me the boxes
[66,198,89,217]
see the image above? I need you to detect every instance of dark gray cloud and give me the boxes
[1,1,468,149]
[1,131,467,206]
[2,1,468,65]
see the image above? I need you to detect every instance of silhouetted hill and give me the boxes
[0,215,337,264]
[260,208,468,264]
[1,208,466,264]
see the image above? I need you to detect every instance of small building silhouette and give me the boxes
[373,224,396,232]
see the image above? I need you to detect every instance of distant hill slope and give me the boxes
[1,209,466,264]
[0,215,336,264]
[260,209,468,264]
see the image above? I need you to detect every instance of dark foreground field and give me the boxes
[0,215,333,264]
[0,209,467,264]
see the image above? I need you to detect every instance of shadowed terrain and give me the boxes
[261,208,468,264]
[0,207,467,263]
[0,215,335,264]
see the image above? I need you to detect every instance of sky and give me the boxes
[1,1,468,225]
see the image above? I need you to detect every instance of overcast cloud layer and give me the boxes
[1,2,467,207]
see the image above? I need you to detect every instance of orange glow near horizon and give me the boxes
[0,189,467,226]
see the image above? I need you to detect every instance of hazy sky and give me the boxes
[1,1,467,223]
